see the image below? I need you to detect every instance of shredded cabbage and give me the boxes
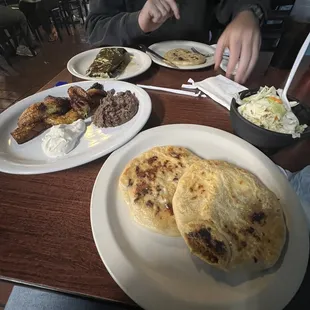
[237,86,307,138]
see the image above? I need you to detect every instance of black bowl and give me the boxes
[230,89,310,149]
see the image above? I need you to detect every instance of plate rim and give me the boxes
[0,80,152,175]
[148,40,215,70]
[67,47,152,81]
[90,124,309,310]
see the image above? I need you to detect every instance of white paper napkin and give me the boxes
[183,75,247,110]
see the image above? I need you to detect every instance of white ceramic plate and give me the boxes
[0,81,152,175]
[209,44,238,75]
[212,46,239,75]
[220,57,238,76]
[91,124,309,310]
[67,47,152,81]
[148,41,215,70]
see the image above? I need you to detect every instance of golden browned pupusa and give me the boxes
[119,146,201,236]
[173,160,286,272]
[164,48,206,66]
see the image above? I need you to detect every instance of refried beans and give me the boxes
[92,90,139,128]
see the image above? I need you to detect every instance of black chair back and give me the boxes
[261,0,296,51]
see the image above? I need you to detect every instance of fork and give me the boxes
[191,47,228,60]
[191,47,211,57]
[281,32,310,111]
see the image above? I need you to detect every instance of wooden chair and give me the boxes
[81,0,88,16]
[0,23,36,69]
[26,4,73,43]
[49,6,72,41]
[0,24,36,57]
[0,41,13,67]
[60,0,86,26]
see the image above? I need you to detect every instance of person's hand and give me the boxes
[138,0,180,33]
[215,10,261,84]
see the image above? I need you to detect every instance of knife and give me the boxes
[138,44,179,69]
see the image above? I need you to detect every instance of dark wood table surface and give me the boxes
[1,53,310,309]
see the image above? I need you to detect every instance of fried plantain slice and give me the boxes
[45,109,81,126]
[18,97,71,128]
[11,122,51,144]
[67,86,91,118]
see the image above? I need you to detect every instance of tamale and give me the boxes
[86,48,127,78]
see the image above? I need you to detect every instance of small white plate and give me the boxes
[91,124,309,310]
[148,40,215,70]
[220,57,238,76]
[67,47,152,81]
[210,44,238,75]
[212,46,238,75]
[0,81,152,175]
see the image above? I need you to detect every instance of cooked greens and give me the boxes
[86,48,128,78]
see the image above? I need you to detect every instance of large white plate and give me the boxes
[148,40,215,70]
[0,81,152,174]
[67,47,152,81]
[91,124,309,310]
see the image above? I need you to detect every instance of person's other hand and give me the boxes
[215,10,261,84]
[138,0,180,33]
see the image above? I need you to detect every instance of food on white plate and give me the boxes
[237,86,307,137]
[119,146,201,236]
[11,122,52,145]
[86,47,128,78]
[220,57,238,76]
[67,86,92,118]
[93,90,139,128]
[42,119,86,158]
[173,160,286,272]
[45,109,81,126]
[87,82,107,109]
[17,97,71,127]
[164,48,206,66]
[11,83,106,144]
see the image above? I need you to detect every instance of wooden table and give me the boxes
[1,55,310,309]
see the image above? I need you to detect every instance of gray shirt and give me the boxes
[19,0,41,3]
[86,0,269,47]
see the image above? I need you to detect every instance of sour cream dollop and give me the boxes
[42,119,86,158]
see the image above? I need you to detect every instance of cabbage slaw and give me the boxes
[237,86,307,137]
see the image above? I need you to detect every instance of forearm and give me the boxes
[216,0,270,26]
[86,3,146,47]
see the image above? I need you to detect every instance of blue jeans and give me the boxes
[5,285,136,310]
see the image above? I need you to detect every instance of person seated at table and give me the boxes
[19,0,59,42]
[86,0,269,84]
[0,5,37,57]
